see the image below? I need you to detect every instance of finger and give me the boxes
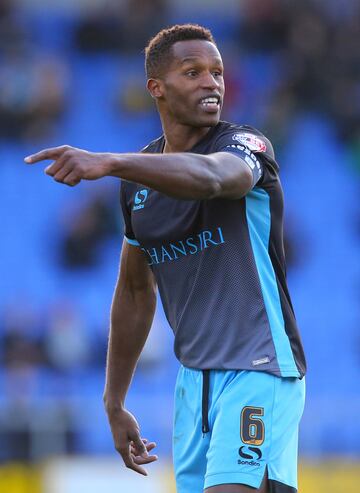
[132,454,158,465]
[52,161,74,182]
[45,152,71,178]
[123,456,147,476]
[116,441,148,476]
[130,438,151,448]
[131,441,156,455]
[130,433,148,459]
[122,454,148,475]
[24,146,70,164]
[130,438,148,447]
[62,171,81,187]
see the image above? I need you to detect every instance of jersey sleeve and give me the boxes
[213,126,278,188]
[120,181,140,246]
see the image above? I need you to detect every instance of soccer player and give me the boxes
[25,24,306,493]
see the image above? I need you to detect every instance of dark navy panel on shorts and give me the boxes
[120,121,306,377]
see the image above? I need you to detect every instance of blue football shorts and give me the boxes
[173,366,305,493]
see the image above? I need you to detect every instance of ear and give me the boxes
[147,78,164,99]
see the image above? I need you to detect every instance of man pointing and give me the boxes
[26,24,306,493]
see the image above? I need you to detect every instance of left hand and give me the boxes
[24,145,111,186]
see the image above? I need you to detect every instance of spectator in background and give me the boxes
[239,0,288,54]
[0,299,79,461]
[0,300,46,370]
[114,75,154,115]
[44,301,92,373]
[0,0,25,55]
[328,7,360,147]
[117,0,169,54]
[0,299,46,462]
[0,49,68,141]
[260,2,331,146]
[60,190,120,269]
[74,1,122,53]
[75,0,168,54]
[284,1,359,149]
[235,0,360,157]
[284,2,331,113]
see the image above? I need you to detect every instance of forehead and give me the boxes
[171,39,223,66]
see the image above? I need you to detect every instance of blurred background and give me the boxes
[0,0,359,491]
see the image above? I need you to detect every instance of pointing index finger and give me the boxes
[24,146,69,164]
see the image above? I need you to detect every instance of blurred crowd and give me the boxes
[0,298,94,461]
[59,191,120,269]
[240,0,360,152]
[0,0,68,141]
[0,0,359,153]
[0,298,99,374]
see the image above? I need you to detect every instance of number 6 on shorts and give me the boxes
[240,406,265,446]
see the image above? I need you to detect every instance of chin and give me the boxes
[207,118,220,127]
[191,114,221,128]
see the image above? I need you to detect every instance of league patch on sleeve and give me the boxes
[232,133,267,153]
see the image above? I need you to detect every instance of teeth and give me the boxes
[201,97,218,104]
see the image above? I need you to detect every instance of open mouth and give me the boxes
[199,95,221,112]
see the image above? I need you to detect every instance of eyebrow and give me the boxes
[180,56,223,65]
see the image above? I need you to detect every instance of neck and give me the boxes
[160,115,213,153]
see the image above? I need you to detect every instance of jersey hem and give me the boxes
[180,364,301,378]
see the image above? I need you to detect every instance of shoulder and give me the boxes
[215,122,274,156]
[213,121,278,173]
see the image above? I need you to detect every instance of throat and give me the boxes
[162,125,213,153]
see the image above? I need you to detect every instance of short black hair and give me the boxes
[145,24,215,78]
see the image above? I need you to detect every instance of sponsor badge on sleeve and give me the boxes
[232,133,267,153]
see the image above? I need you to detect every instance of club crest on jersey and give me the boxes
[133,189,148,211]
[232,133,267,153]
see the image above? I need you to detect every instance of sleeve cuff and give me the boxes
[125,236,140,246]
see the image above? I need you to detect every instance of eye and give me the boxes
[186,70,198,77]
[212,70,223,77]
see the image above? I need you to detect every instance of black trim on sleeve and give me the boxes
[222,145,263,187]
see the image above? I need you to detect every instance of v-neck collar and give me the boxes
[157,122,222,154]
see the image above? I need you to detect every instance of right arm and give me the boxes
[103,241,157,475]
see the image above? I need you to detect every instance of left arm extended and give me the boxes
[25,146,253,200]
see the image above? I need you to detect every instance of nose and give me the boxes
[201,71,220,90]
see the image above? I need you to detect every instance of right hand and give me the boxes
[106,407,158,475]
[24,145,112,187]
